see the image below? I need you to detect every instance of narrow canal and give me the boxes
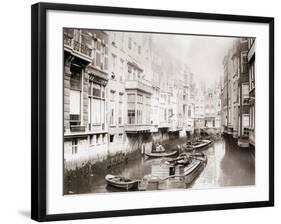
[64,137,255,194]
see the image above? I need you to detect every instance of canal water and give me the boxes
[65,137,255,194]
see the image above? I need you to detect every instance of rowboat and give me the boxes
[184,139,212,151]
[105,174,140,190]
[145,150,178,158]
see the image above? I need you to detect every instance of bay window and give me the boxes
[88,81,106,128]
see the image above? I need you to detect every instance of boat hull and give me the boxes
[184,140,212,151]
[183,161,205,186]
[145,150,178,158]
[105,175,139,190]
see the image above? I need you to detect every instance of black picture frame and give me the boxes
[31,2,274,222]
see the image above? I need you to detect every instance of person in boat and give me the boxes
[174,153,190,165]
[151,141,156,153]
[155,142,165,152]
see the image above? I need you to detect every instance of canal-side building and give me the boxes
[194,85,206,135]
[63,29,200,168]
[182,66,195,138]
[203,86,221,135]
[151,50,167,140]
[237,38,251,147]
[63,28,109,168]
[248,38,255,148]
[221,54,229,134]
[106,32,127,156]
[106,32,154,155]
[221,38,253,148]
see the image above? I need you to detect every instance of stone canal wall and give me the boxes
[64,128,223,171]
[64,130,173,171]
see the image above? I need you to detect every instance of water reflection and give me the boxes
[65,137,255,194]
[191,139,255,189]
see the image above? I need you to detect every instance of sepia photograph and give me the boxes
[63,28,256,195]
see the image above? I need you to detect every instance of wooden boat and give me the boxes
[145,150,178,158]
[141,152,207,190]
[163,152,207,185]
[189,152,208,163]
[165,152,207,166]
[105,174,140,190]
[184,139,212,151]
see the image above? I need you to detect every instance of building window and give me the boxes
[111,54,117,69]
[127,93,135,102]
[71,139,78,154]
[102,134,107,144]
[119,133,123,142]
[92,83,101,97]
[133,42,137,52]
[249,61,255,90]
[127,94,136,124]
[128,37,132,49]
[118,93,123,125]
[88,82,105,126]
[92,34,108,71]
[70,90,81,118]
[128,109,135,124]
[241,52,248,73]
[242,114,250,135]
[138,45,141,55]
[250,107,255,129]
[188,106,191,118]
[110,90,116,126]
[110,134,114,143]
[119,59,124,82]
[242,83,249,104]
[137,94,143,103]
[96,134,100,145]
[112,33,117,46]
[145,96,151,124]
[70,71,81,90]
[90,135,96,146]
[137,94,143,124]
[111,54,117,79]
[69,71,82,126]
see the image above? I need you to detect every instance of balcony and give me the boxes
[125,124,151,133]
[158,121,171,128]
[150,125,159,133]
[70,125,86,132]
[88,123,106,133]
[168,122,183,132]
[64,33,92,64]
[125,80,152,94]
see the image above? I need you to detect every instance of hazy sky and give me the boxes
[152,34,238,87]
